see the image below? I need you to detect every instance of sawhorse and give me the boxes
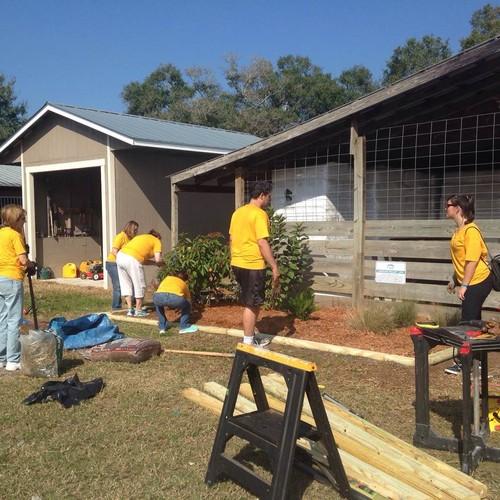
[205,343,352,499]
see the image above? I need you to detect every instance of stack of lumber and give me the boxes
[183,373,487,499]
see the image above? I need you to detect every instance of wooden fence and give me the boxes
[295,220,500,311]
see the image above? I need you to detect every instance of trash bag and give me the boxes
[20,329,63,378]
[22,373,104,408]
[48,314,124,349]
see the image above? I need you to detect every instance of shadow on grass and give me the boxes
[230,443,313,498]
[420,398,463,439]
[60,357,85,374]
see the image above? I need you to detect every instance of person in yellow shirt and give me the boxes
[0,204,35,371]
[444,194,493,375]
[153,271,198,334]
[229,180,279,347]
[105,221,139,310]
[116,229,164,317]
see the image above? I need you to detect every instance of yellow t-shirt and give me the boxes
[0,226,27,281]
[107,231,130,262]
[120,234,161,264]
[450,223,490,285]
[156,276,191,301]
[229,204,269,270]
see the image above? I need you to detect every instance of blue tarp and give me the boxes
[48,314,124,350]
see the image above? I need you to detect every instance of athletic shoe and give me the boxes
[134,310,148,318]
[179,325,199,334]
[159,329,170,336]
[127,308,135,317]
[252,337,271,349]
[5,362,21,371]
[444,363,462,375]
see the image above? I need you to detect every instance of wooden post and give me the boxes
[171,182,179,249]
[350,120,366,310]
[235,167,245,208]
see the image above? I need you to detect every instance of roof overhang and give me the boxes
[171,36,500,185]
[0,104,233,156]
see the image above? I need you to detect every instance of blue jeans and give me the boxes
[0,277,23,363]
[153,292,191,330]
[106,261,121,309]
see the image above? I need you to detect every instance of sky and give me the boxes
[1,0,495,116]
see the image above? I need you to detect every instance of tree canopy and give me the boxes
[461,3,500,50]
[0,74,26,143]
[382,35,452,85]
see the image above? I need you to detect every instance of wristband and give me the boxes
[461,284,469,288]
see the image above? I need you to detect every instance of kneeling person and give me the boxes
[153,271,198,334]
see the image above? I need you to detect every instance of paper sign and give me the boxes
[375,261,406,284]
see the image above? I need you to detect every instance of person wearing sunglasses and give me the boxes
[444,194,494,374]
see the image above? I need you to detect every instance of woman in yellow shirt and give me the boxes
[153,271,198,334]
[445,194,493,374]
[116,229,164,317]
[0,204,35,371]
[105,221,138,310]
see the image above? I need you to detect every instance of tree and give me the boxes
[461,4,500,50]
[121,63,192,117]
[337,65,378,103]
[0,74,26,143]
[382,36,452,85]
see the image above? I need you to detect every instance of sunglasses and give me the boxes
[445,203,456,208]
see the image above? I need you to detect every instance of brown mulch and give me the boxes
[188,304,415,356]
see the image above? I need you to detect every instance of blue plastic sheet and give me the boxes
[48,314,124,350]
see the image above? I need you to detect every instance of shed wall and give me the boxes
[22,114,107,166]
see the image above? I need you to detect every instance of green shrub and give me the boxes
[265,209,313,310]
[286,288,317,320]
[159,232,231,304]
[392,301,417,328]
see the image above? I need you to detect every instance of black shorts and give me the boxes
[232,266,266,307]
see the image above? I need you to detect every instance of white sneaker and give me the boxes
[127,308,135,317]
[252,337,271,349]
[5,362,21,371]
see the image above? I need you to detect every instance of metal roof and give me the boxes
[0,164,21,187]
[0,103,260,156]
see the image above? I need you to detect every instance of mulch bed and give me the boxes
[188,304,415,356]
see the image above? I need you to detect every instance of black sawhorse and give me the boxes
[205,343,353,499]
[411,325,500,474]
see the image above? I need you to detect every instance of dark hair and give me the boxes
[149,229,161,240]
[176,270,189,281]
[447,193,475,223]
[249,180,272,199]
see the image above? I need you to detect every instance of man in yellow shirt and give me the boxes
[153,271,198,334]
[229,181,279,347]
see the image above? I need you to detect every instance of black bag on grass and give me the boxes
[22,373,104,408]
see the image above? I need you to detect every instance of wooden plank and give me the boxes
[235,167,244,208]
[263,374,486,497]
[297,220,500,240]
[196,384,415,499]
[259,377,482,500]
[312,259,453,282]
[351,120,366,310]
[170,183,179,247]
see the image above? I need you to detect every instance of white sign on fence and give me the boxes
[375,261,407,284]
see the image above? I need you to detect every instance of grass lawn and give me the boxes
[1,282,499,499]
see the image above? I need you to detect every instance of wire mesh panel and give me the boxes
[245,140,353,221]
[366,112,500,220]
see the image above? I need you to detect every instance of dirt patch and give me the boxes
[187,304,415,356]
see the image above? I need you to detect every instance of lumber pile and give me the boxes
[183,373,487,499]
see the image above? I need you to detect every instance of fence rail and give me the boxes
[291,219,500,310]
